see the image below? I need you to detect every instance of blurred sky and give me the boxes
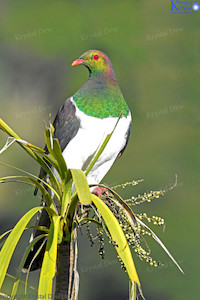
[0,1,199,299]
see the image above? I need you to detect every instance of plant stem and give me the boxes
[129,280,137,300]
[54,232,79,300]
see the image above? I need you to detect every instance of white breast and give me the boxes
[62,97,131,185]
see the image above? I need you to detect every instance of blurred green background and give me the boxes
[0,0,199,299]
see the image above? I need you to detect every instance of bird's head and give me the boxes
[72,50,115,79]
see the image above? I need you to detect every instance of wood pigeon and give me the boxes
[23,49,132,271]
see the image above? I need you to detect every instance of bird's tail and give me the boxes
[22,208,50,272]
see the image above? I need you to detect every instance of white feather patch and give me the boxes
[62,97,131,185]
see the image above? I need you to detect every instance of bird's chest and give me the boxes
[62,106,131,177]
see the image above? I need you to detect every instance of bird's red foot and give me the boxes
[93,187,109,197]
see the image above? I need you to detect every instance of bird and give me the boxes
[23,49,132,271]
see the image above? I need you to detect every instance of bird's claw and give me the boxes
[93,187,109,197]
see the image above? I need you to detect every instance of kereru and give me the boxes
[23,50,132,271]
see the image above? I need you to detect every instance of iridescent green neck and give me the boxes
[73,73,129,118]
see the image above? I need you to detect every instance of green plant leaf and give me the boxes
[44,127,60,169]
[136,216,184,274]
[38,215,61,298]
[91,194,141,286]
[27,226,49,233]
[70,169,91,205]
[0,119,61,194]
[0,136,45,155]
[129,280,138,300]
[44,126,68,178]
[0,229,13,242]
[64,194,79,242]
[51,139,68,182]
[0,207,44,290]
[10,234,47,299]
[61,177,73,217]
[32,152,61,193]
[0,175,58,210]
[44,126,54,155]
[0,118,45,162]
[6,273,35,290]
[24,238,47,298]
[0,162,61,200]
[77,218,102,226]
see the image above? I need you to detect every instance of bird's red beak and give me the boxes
[71,58,84,66]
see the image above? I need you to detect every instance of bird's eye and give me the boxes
[93,55,99,60]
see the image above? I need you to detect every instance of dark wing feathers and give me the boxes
[53,97,80,152]
[24,98,80,271]
[34,98,80,193]
[115,120,132,161]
